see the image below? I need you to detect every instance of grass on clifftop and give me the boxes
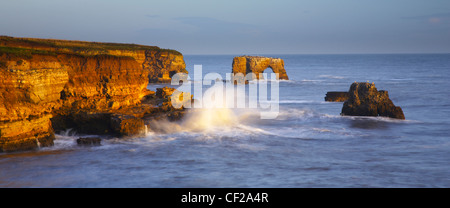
[0,46,57,59]
[0,36,182,56]
[0,46,142,61]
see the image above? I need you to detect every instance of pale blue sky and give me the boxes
[1,0,449,54]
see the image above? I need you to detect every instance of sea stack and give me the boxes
[341,82,405,119]
[231,56,289,81]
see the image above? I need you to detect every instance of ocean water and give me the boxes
[1,54,449,188]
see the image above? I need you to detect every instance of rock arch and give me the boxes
[231,56,289,80]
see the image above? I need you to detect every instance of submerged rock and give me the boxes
[325,91,349,102]
[110,114,146,137]
[77,137,101,146]
[156,86,176,98]
[341,82,405,119]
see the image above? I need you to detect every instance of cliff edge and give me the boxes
[0,36,188,152]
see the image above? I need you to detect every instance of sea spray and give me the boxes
[170,65,280,119]
[36,138,41,148]
[147,83,264,133]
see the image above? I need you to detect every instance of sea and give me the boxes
[0,54,449,188]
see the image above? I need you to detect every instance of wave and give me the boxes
[301,79,323,82]
[340,115,420,123]
[388,78,416,81]
[49,82,418,152]
[51,129,80,150]
[276,108,317,120]
[318,75,345,79]
[278,100,330,104]
[246,79,295,84]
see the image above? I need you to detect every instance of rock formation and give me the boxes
[77,137,101,146]
[231,56,289,82]
[144,51,187,83]
[0,36,190,152]
[341,82,405,119]
[325,91,349,102]
[0,36,187,83]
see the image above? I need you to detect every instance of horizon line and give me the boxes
[183,52,450,56]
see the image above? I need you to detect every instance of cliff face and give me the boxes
[144,50,187,82]
[0,54,68,151]
[0,36,188,152]
[59,54,147,107]
[0,36,187,83]
[232,56,289,80]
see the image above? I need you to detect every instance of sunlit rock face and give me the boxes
[231,56,289,80]
[341,82,405,119]
[144,50,187,83]
[0,36,188,152]
[325,91,349,102]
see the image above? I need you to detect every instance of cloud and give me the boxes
[402,12,450,22]
[402,12,450,19]
[428,18,441,24]
[138,17,267,53]
[402,12,450,26]
[173,16,261,35]
[136,16,264,50]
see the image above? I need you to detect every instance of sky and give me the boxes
[1,0,449,55]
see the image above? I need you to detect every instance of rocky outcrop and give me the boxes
[0,36,189,152]
[77,137,101,146]
[144,51,187,83]
[325,91,349,102]
[341,82,405,119]
[231,56,289,82]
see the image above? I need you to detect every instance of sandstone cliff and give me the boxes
[0,36,188,152]
[0,36,187,83]
[231,56,289,81]
[144,50,187,83]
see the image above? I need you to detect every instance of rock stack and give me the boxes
[341,82,405,119]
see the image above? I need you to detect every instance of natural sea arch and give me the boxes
[231,56,289,81]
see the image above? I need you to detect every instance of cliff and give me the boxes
[0,36,188,152]
[341,82,405,119]
[144,50,187,83]
[231,56,289,81]
[0,36,187,83]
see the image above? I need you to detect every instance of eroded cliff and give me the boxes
[0,36,188,152]
[0,36,187,83]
